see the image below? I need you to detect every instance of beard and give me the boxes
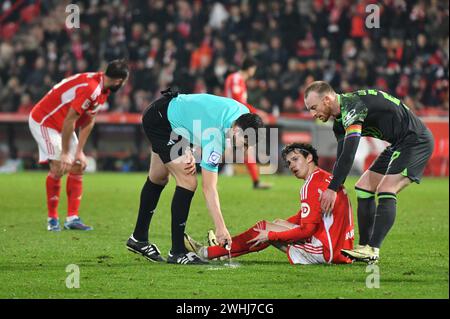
[109,84,122,92]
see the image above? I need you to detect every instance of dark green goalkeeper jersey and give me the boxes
[332,89,428,145]
[328,89,433,191]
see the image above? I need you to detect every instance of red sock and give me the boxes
[207,221,269,259]
[230,243,270,258]
[67,173,83,217]
[46,172,61,219]
[245,156,259,183]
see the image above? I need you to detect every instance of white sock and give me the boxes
[199,246,208,259]
[66,215,79,222]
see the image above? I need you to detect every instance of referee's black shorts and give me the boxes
[141,96,190,164]
[369,128,434,183]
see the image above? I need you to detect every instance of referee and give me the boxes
[126,88,263,265]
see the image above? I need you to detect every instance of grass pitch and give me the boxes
[0,172,448,299]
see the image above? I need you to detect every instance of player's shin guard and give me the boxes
[355,187,376,246]
[133,178,165,242]
[369,192,397,249]
[46,172,61,219]
[207,221,269,259]
[230,243,270,258]
[171,186,195,254]
[67,173,83,217]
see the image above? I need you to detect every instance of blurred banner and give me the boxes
[0,113,447,176]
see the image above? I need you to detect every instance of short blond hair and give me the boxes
[304,81,335,99]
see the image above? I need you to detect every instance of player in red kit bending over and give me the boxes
[224,57,271,190]
[185,143,354,265]
[29,60,128,231]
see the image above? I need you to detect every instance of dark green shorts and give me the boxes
[369,129,434,183]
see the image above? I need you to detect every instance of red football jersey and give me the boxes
[224,72,258,114]
[31,72,110,132]
[224,71,247,104]
[288,168,354,263]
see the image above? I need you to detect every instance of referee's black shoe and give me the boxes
[126,236,165,262]
[167,251,209,265]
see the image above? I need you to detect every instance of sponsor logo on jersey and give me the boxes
[343,109,357,127]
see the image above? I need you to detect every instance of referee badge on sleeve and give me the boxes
[207,151,221,167]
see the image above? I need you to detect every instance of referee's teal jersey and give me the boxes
[167,94,249,172]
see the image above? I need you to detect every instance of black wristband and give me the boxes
[328,179,340,192]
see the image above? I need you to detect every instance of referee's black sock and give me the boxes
[355,187,376,246]
[171,186,195,255]
[132,178,165,242]
[368,192,397,249]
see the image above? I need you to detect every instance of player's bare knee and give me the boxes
[149,172,169,186]
[49,168,64,178]
[70,164,84,175]
[355,177,376,192]
[175,174,197,191]
[49,161,65,177]
[376,181,398,194]
[376,184,398,194]
[356,170,385,192]
[354,180,365,189]
[272,218,284,224]
[151,176,169,186]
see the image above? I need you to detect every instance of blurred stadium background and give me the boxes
[0,0,448,176]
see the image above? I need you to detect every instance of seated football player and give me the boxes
[185,143,355,265]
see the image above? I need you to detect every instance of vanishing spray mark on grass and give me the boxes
[207,261,241,271]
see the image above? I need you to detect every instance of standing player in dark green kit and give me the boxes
[304,81,434,263]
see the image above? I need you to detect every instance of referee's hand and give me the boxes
[183,149,196,175]
[216,228,232,249]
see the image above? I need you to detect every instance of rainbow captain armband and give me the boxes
[345,124,362,138]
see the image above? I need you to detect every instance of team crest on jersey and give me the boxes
[207,151,221,166]
[301,202,310,218]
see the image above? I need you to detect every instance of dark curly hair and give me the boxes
[242,56,258,71]
[281,143,319,165]
[105,59,129,79]
[234,113,264,146]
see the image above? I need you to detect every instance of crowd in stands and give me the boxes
[0,0,448,117]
